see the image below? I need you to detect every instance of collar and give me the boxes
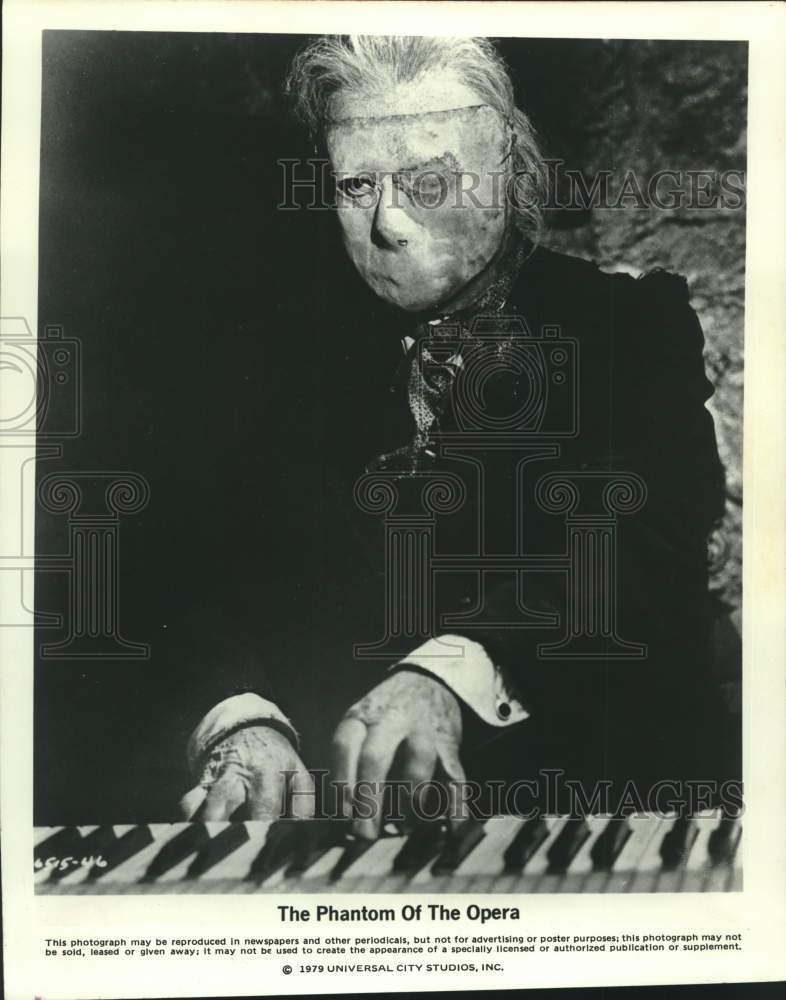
[403,228,531,353]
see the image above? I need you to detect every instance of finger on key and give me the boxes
[179,785,208,819]
[400,736,438,830]
[194,769,246,820]
[287,763,317,819]
[354,723,403,841]
[247,769,289,819]
[331,717,367,818]
[438,744,470,831]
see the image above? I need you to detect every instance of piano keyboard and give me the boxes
[34,811,741,894]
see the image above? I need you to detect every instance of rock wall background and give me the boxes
[512,39,747,620]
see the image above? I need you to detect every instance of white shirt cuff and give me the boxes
[393,635,529,727]
[186,692,299,773]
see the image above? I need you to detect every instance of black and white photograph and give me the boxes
[31,27,746,895]
[2,1,785,997]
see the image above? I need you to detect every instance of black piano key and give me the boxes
[431,820,486,875]
[707,817,742,865]
[89,825,154,880]
[329,837,378,884]
[247,819,303,883]
[660,816,698,869]
[547,818,591,874]
[503,817,550,872]
[35,827,82,866]
[285,819,348,877]
[328,823,400,883]
[392,821,447,875]
[590,818,633,871]
[143,824,210,882]
[48,826,118,882]
[187,822,249,879]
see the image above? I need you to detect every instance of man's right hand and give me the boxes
[180,725,315,820]
[331,669,466,840]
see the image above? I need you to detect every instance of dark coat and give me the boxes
[35,245,737,821]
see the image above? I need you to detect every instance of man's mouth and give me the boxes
[369,269,400,289]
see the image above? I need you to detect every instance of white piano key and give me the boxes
[401,819,490,889]
[654,816,705,894]
[408,844,448,886]
[202,821,271,882]
[454,816,520,877]
[264,842,352,891]
[34,826,63,847]
[727,862,743,891]
[554,816,608,894]
[567,816,606,876]
[35,825,102,886]
[93,824,183,885]
[721,834,743,892]
[157,822,229,883]
[704,814,743,892]
[490,816,565,892]
[54,826,137,887]
[258,866,287,889]
[331,835,404,882]
[528,817,567,876]
[453,817,523,894]
[296,846,346,886]
[605,814,662,892]
[680,812,722,892]
[351,833,438,893]
[54,865,93,887]
[35,863,57,887]
[35,831,68,886]
[627,815,671,892]
[255,824,314,891]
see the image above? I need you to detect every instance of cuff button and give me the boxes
[497,702,512,720]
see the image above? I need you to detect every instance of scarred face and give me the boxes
[326,75,511,313]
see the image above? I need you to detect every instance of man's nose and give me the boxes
[371,177,419,249]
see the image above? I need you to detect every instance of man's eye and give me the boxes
[338,176,378,199]
[414,173,444,191]
[411,172,451,205]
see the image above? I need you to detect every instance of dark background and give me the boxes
[34,33,746,823]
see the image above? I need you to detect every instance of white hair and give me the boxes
[285,35,547,243]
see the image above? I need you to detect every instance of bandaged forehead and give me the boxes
[326,105,508,180]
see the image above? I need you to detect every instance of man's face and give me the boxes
[326,76,511,313]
